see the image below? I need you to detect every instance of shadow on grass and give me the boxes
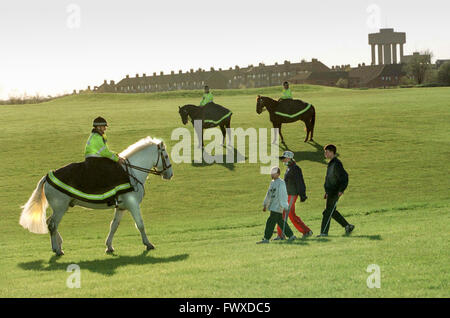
[342,234,382,240]
[191,145,247,171]
[281,141,327,165]
[18,251,189,276]
[280,239,311,246]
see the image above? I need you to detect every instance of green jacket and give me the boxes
[200,92,214,106]
[281,88,293,99]
[84,132,119,162]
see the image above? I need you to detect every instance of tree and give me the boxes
[438,62,450,86]
[404,50,433,85]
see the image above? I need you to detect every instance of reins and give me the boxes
[122,144,172,195]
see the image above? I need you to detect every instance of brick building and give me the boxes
[91,58,330,93]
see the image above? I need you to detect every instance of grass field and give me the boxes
[0,85,449,297]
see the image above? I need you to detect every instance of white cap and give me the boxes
[279,151,294,160]
[270,166,280,175]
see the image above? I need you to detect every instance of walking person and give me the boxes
[274,151,313,240]
[318,144,355,237]
[257,167,296,244]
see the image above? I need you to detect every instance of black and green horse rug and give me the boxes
[46,158,133,205]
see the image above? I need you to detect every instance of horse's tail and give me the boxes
[19,176,49,234]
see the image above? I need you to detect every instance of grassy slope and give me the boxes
[0,85,449,297]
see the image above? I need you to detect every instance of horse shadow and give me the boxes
[281,141,327,165]
[191,145,247,171]
[17,251,189,276]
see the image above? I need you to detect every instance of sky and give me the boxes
[0,0,449,100]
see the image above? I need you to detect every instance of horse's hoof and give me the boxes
[105,247,114,254]
[146,243,155,251]
[55,250,64,257]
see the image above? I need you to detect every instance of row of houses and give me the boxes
[290,63,406,88]
[79,57,448,94]
[84,59,332,94]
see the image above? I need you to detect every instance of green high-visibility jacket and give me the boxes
[200,92,214,106]
[281,88,293,99]
[84,132,119,162]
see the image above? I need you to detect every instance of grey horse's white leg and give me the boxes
[47,208,68,256]
[44,183,71,256]
[128,203,154,250]
[105,208,125,253]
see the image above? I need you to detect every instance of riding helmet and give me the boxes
[93,116,108,127]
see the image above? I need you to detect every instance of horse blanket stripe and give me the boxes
[275,103,312,118]
[204,111,232,124]
[202,102,232,125]
[46,158,133,204]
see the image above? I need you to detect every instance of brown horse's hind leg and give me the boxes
[309,109,316,142]
[303,121,310,142]
[219,125,226,145]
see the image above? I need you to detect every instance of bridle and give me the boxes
[257,97,266,113]
[180,108,191,124]
[123,143,172,194]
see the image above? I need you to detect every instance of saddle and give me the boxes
[46,157,133,205]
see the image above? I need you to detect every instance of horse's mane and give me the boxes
[181,104,201,111]
[119,136,162,159]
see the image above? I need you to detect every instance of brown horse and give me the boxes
[256,95,316,145]
[178,103,232,148]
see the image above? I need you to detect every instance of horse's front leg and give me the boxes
[279,123,286,145]
[202,128,205,148]
[271,122,278,144]
[105,208,125,253]
[273,122,285,145]
[193,123,203,149]
[127,202,154,251]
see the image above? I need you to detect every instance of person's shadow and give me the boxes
[191,145,247,171]
[281,141,327,165]
[18,251,189,276]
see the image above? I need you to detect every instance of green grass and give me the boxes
[0,85,449,297]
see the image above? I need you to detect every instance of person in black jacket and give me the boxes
[274,151,313,240]
[318,144,355,237]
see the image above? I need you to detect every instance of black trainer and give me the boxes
[345,224,355,235]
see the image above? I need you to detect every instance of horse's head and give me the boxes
[256,95,265,114]
[155,141,173,180]
[178,106,189,125]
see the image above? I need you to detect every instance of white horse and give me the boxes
[19,137,173,256]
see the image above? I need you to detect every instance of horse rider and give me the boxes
[280,81,293,100]
[85,117,126,165]
[84,117,131,194]
[200,85,214,106]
